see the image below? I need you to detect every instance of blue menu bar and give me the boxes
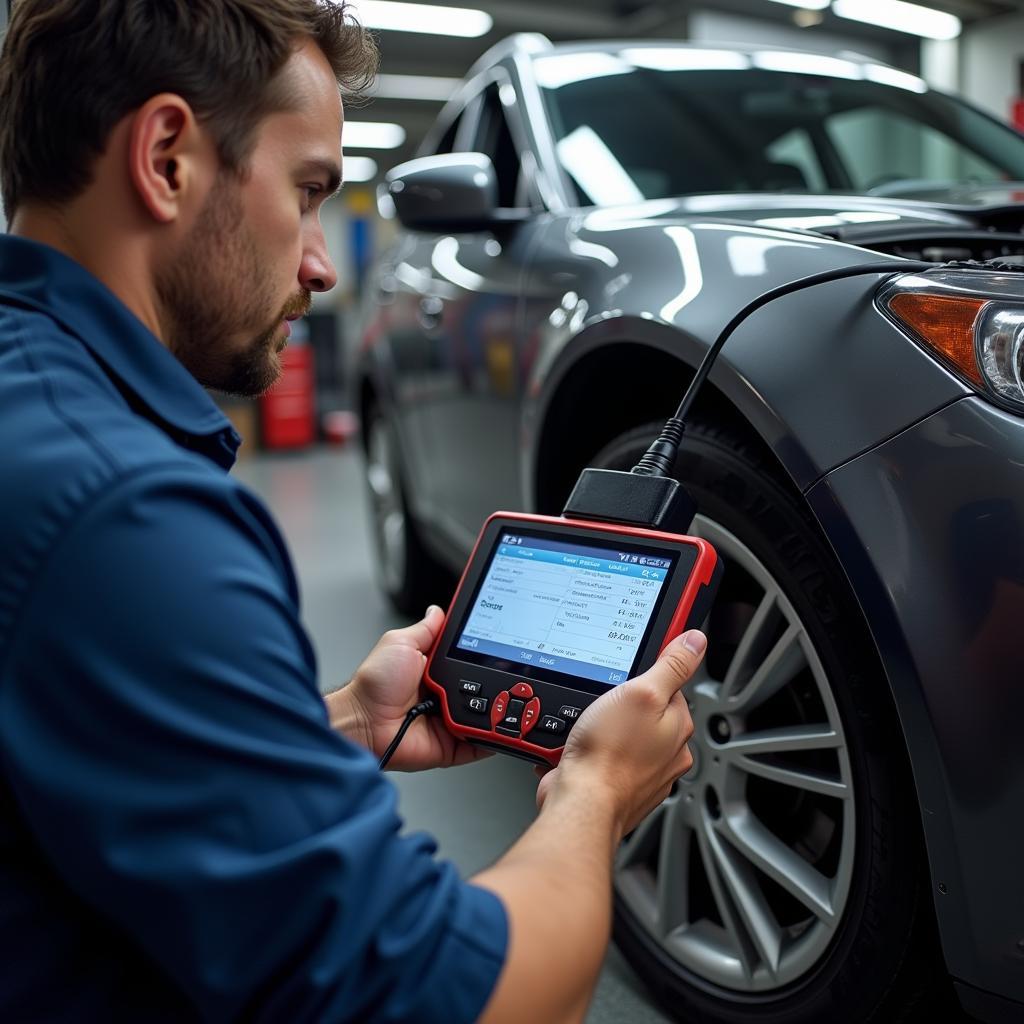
[495,543,669,582]
[457,634,629,685]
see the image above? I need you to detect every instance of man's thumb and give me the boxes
[650,630,707,697]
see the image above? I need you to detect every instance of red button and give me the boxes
[522,697,541,735]
[511,681,534,699]
[491,690,509,728]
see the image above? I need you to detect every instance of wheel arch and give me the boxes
[527,323,944,908]
[527,319,797,516]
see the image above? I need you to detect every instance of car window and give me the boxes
[825,107,1005,191]
[765,128,827,191]
[538,60,1024,205]
[472,82,522,208]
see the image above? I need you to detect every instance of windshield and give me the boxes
[535,49,1024,205]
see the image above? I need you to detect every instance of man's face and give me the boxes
[157,41,342,397]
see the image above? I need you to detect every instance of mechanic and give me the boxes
[0,2,705,1021]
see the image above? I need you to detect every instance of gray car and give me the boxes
[355,34,1024,1024]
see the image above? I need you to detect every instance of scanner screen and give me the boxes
[454,531,675,685]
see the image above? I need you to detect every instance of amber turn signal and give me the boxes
[887,292,988,388]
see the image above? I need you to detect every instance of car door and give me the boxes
[371,102,475,514]
[415,73,544,547]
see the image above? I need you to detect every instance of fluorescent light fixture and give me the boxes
[863,63,928,93]
[556,126,643,206]
[764,0,829,9]
[832,0,960,40]
[343,156,378,182]
[620,48,751,72]
[369,74,461,101]
[533,53,634,90]
[343,121,406,149]
[753,51,862,80]
[352,1,492,38]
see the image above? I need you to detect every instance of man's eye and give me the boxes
[301,186,324,211]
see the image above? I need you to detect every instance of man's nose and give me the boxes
[299,228,338,293]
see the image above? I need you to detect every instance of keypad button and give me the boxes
[467,696,488,714]
[501,698,526,733]
[460,680,482,695]
[558,705,582,721]
[540,715,566,734]
[490,690,509,728]
[510,681,534,699]
[522,697,541,735]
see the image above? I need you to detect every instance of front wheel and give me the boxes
[594,420,950,1024]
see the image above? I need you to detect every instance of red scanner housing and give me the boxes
[424,512,721,766]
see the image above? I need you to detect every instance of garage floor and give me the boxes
[234,446,674,1024]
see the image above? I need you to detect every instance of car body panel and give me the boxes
[807,395,1024,1005]
[520,211,970,504]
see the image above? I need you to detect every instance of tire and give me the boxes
[362,406,454,617]
[594,420,951,1024]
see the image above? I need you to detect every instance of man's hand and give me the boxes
[536,629,705,839]
[326,606,490,771]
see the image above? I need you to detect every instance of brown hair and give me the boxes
[0,0,378,221]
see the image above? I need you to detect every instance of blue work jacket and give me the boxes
[0,236,507,1023]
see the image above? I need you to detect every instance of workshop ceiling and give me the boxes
[346,0,1024,182]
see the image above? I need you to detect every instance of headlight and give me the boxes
[879,270,1024,413]
[978,306,1024,406]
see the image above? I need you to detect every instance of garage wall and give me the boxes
[962,13,1024,121]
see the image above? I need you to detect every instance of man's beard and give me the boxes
[155,174,309,398]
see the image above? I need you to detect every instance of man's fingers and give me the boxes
[383,604,446,654]
[646,630,707,701]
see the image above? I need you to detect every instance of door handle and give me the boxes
[418,295,444,332]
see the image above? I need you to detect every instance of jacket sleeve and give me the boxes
[0,464,507,1024]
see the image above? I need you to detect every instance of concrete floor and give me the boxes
[234,446,675,1024]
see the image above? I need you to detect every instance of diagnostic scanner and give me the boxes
[404,261,937,770]
[424,512,722,765]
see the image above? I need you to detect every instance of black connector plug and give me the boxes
[562,468,697,535]
[563,418,695,534]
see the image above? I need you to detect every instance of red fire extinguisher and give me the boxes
[1013,61,1024,132]
[260,322,316,450]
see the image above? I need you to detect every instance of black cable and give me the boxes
[630,258,937,477]
[378,699,438,770]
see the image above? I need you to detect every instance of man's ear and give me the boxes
[127,94,213,224]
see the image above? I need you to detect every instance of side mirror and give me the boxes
[378,153,528,232]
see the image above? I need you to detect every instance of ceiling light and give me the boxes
[369,74,461,101]
[832,0,961,40]
[343,121,406,149]
[343,156,378,182]
[764,0,830,10]
[351,1,492,38]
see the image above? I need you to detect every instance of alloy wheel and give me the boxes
[615,514,856,993]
